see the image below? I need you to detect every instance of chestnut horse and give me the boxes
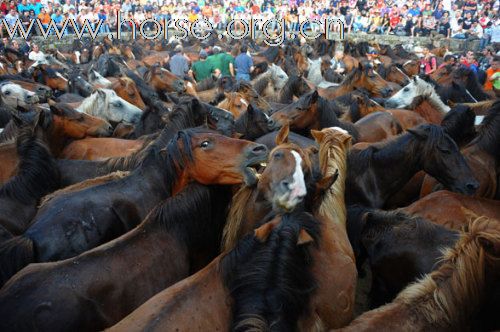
[0,104,112,184]
[107,211,320,332]
[0,128,268,287]
[420,103,500,199]
[0,183,233,331]
[108,77,147,110]
[402,190,500,230]
[143,64,186,94]
[336,216,500,332]
[59,136,151,160]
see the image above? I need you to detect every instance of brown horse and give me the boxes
[59,136,149,160]
[0,128,268,287]
[143,64,185,94]
[108,77,147,110]
[31,65,69,92]
[0,182,235,331]
[0,104,112,184]
[420,103,500,199]
[107,210,320,332]
[306,63,393,99]
[336,216,500,332]
[217,92,249,118]
[402,190,500,230]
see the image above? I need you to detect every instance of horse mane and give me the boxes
[0,117,60,204]
[77,89,106,115]
[315,128,352,227]
[395,216,500,329]
[441,104,476,146]
[468,101,500,161]
[260,46,280,63]
[314,94,359,141]
[0,75,35,83]
[144,182,232,262]
[38,171,129,208]
[453,66,491,101]
[221,211,320,332]
[252,71,272,95]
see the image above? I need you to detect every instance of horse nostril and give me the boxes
[251,144,267,155]
[267,118,275,127]
[466,182,479,192]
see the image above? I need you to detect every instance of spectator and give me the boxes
[480,21,493,49]
[420,47,437,74]
[37,7,50,30]
[438,54,457,68]
[170,44,190,79]
[434,3,445,19]
[408,2,420,16]
[4,8,18,27]
[28,43,46,62]
[17,0,30,14]
[190,50,218,82]
[437,11,451,37]
[484,55,500,93]
[234,44,253,82]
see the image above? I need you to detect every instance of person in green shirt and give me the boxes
[189,50,220,82]
[206,46,235,77]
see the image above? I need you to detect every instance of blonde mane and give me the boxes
[313,127,353,227]
[395,216,500,329]
[222,185,255,252]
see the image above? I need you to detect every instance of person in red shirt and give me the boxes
[420,47,437,74]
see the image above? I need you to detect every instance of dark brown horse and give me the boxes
[347,206,458,308]
[107,211,320,332]
[346,124,479,208]
[0,128,268,287]
[0,111,60,235]
[0,183,232,331]
[420,102,500,199]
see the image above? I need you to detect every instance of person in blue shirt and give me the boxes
[17,0,31,14]
[29,0,42,16]
[408,3,421,17]
[234,45,254,82]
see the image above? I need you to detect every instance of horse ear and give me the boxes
[316,170,339,194]
[254,220,277,242]
[448,100,456,108]
[311,129,325,143]
[407,127,428,140]
[275,123,290,145]
[451,81,460,89]
[49,103,62,115]
[297,229,314,245]
[311,90,319,103]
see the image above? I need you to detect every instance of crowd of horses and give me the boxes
[0,34,499,331]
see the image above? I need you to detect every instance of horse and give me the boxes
[307,63,394,99]
[108,76,147,110]
[0,112,60,235]
[0,104,112,184]
[251,63,289,101]
[0,182,233,331]
[76,88,143,125]
[402,190,500,231]
[0,128,268,287]
[347,206,458,308]
[0,75,53,102]
[336,216,500,332]
[346,124,479,208]
[107,211,320,332]
[0,82,39,108]
[31,65,69,93]
[217,92,250,118]
[234,104,272,141]
[450,66,494,101]
[67,70,93,97]
[54,96,235,186]
[420,102,500,199]
[59,136,152,160]
[143,64,186,95]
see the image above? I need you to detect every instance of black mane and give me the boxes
[221,211,320,331]
[441,104,476,146]
[469,101,500,161]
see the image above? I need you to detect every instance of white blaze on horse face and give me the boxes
[329,126,349,135]
[55,72,68,82]
[74,51,81,64]
[289,150,307,203]
[240,98,249,108]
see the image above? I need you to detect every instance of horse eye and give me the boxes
[273,151,284,159]
[114,102,123,107]
[439,147,451,154]
[403,87,409,92]
[200,140,210,149]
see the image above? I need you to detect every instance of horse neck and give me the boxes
[316,139,350,228]
[427,90,451,114]
[277,79,296,104]
[414,98,446,124]
[369,135,423,200]
[317,98,341,129]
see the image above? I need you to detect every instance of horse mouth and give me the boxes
[243,161,267,187]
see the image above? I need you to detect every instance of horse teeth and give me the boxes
[260,162,267,167]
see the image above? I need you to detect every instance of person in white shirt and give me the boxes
[28,43,47,62]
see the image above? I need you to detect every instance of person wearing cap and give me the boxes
[207,45,235,77]
[169,45,190,79]
[189,50,220,82]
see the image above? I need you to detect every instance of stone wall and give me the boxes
[23,30,478,53]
